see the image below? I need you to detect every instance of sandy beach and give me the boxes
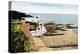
[32,29,78,51]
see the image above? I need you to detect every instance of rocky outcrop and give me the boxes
[44,21,57,33]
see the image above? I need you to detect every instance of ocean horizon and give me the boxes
[28,13,78,25]
[28,13,78,33]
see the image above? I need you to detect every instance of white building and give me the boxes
[22,16,47,36]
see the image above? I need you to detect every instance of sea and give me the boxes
[28,13,78,33]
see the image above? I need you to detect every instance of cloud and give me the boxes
[12,1,78,14]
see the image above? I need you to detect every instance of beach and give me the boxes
[32,28,78,51]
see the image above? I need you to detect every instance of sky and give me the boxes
[11,1,78,14]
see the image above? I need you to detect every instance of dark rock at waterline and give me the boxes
[44,21,57,33]
[66,24,78,29]
[66,26,78,29]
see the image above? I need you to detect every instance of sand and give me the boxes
[32,29,78,51]
[41,29,77,46]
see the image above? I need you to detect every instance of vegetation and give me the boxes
[11,21,33,53]
[11,30,25,52]
[9,10,33,21]
[9,10,33,53]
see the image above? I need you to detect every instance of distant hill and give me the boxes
[9,10,33,20]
